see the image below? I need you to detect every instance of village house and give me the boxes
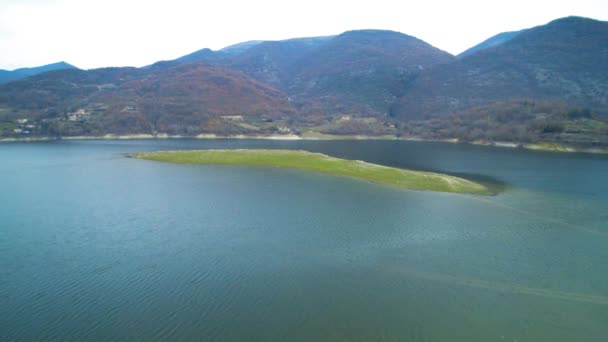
[68,109,90,121]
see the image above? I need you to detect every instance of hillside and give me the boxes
[170,36,334,86]
[0,62,77,84]
[394,17,608,120]
[286,30,455,117]
[173,31,454,118]
[391,17,608,147]
[0,63,295,137]
[219,40,265,55]
[458,30,524,58]
[398,99,608,148]
[174,42,265,63]
[1,18,607,148]
[220,36,335,88]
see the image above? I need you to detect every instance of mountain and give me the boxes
[0,62,295,137]
[174,48,218,63]
[172,36,333,67]
[394,17,608,120]
[458,30,524,58]
[219,40,264,55]
[219,35,335,88]
[173,40,268,64]
[1,18,607,148]
[173,31,453,117]
[285,30,454,116]
[0,62,77,84]
[162,31,454,122]
[392,16,608,147]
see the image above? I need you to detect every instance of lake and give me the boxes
[1,139,608,341]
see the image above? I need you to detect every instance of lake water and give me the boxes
[1,139,608,341]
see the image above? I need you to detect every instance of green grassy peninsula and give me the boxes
[131,149,491,195]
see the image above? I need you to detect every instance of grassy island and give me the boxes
[131,149,491,195]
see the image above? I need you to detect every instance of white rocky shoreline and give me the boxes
[1,133,607,154]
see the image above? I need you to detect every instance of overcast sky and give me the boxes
[0,0,606,70]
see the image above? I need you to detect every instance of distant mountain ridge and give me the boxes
[0,63,295,136]
[172,36,333,65]
[458,30,524,57]
[1,17,607,149]
[0,62,77,84]
[169,30,453,116]
[285,30,454,115]
[395,16,608,120]
[219,40,265,54]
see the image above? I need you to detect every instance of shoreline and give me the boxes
[469,140,608,154]
[1,133,607,154]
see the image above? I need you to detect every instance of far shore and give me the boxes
[1,133,606,154]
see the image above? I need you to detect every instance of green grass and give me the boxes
[563,119,608,132]
[0,122,17,136]
[131,149,491,195]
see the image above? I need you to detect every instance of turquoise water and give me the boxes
[1,139,608,341]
